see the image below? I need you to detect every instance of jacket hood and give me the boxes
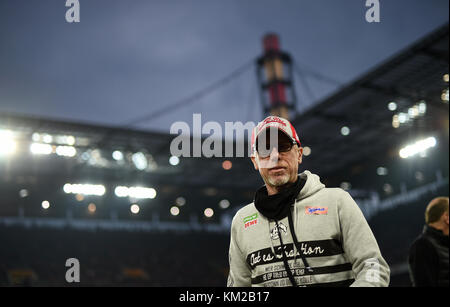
[296,170,325,200]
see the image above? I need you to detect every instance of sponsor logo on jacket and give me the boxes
[305,206,328,215]
[243,213,258,229]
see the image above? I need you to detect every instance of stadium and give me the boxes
[0,1,448,288]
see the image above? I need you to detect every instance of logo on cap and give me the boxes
[251,116,301,156]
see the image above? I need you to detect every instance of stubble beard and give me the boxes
[266,173,290,187]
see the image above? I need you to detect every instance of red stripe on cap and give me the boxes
[289,122,300,146]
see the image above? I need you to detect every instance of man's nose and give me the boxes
[269,147,279,161]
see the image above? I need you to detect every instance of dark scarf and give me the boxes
[254,176,312,287]
[254,176,305,220]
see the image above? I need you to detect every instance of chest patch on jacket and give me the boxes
[305,206,328,215]
[244,213,258,229]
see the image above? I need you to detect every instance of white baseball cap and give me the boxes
[251,116,301,156]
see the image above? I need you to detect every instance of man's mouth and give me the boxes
[269,166,285,172]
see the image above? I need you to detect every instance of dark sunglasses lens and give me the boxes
[256,141,292,156]
[278,142,293,152]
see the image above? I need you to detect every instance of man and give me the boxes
[227,115,390,287]
[408,197,449,287]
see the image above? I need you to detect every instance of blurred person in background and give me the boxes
[227,116,390,287]
[409,197,449,287]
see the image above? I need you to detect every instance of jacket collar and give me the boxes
[424,225,449,244]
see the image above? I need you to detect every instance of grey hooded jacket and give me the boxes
[227,170,390,287]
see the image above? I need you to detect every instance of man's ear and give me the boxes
[251,155,259,170]
[297,146,303,165]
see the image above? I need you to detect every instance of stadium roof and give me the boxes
[291,23,449,189]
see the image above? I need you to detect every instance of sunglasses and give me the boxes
[256,138,296,158]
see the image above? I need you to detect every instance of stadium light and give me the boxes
[219,199,230,209]
[130,204,140,214]
[132,152,148,170]
[87,149,109,167]
[55,145,77,157]
[169,155,180,166]
[377,167,388,176]
[114,186,128,198]
[392,114,400,128]
[398,113,408,124]
[81,151,90,161]
[442,88,449,103]
[0,130,17,156]
[32,133,40,142]
[418,101,426,114]
[393,101,426,128]
[30,143,53,155]
[42,134,53,144]
[41,200,50,209]
[408,106,419,118]
[340,126,350,136]
[19,189,29,198]
[387,102,397,111]
[114,186,156,199]
[54,135,76,146]
[303,146,311,156]
[66,135,76,145]
[399,137,437,159]
[63,183,106,196]
[112,150,124,161]
[88,203,96,213]
[204,208,214,218]
[176,197,186,206]
[170,206,180,216]
[222,160,232,170]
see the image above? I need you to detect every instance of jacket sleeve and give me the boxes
[338,190,390,287]
[408,237,439,287]
[227,213,252,287]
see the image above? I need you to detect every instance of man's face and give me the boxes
[251,129,303,189]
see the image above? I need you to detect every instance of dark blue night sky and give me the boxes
[0,0,448,133]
